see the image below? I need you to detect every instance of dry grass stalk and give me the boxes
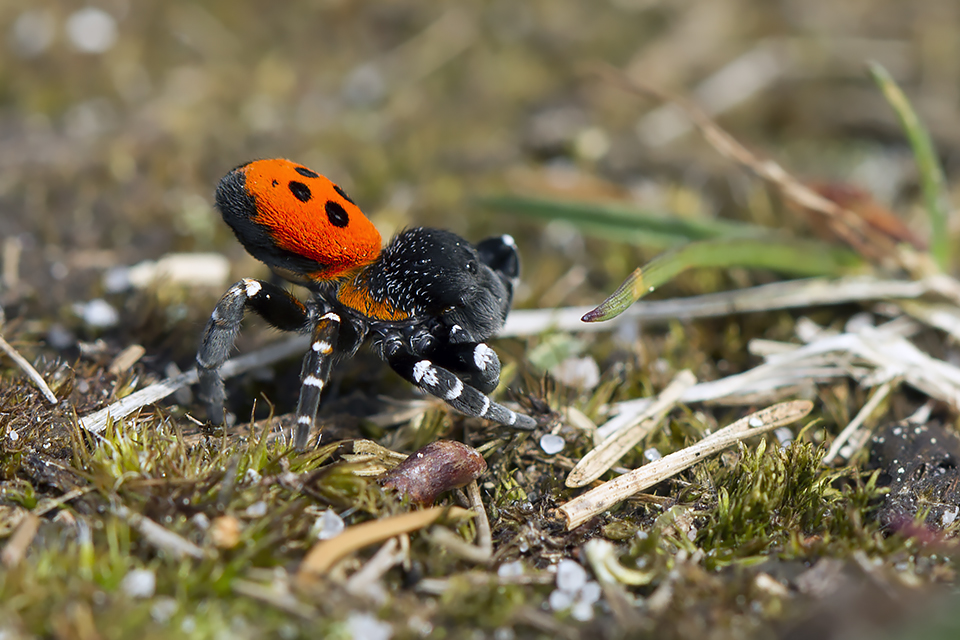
[113,505,206,560]
[594,63,903,266]
[79,335,311,433]
[1,513,40,569]
[501,275,960,337]
[298,506,472,579]
[107,344,146,376]
[598,317,960,416]
[34,487,96,517]
[344,537,406,598]
[467,480,492,558]
[342,439,409,476]
[0,334,58,405]
[557,400,813,530]
[232,578,317,618]
[567,370,696,488]
[823,378,898,465]
[2,236,22,289]
[405,483,492,564]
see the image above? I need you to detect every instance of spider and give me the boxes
[196,158,536,449]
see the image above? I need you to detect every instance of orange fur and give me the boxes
[240,159,381,280]
[336,273,412,322]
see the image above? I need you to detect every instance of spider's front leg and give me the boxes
[292,310,341,450]
[382,331,536,429]
[409,325,502,394]
[197,278,309,424]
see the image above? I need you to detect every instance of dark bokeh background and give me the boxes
[1,0,957,333]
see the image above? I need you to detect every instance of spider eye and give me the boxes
[465,261,478,275]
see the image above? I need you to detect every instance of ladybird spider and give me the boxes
[196,158,536,449]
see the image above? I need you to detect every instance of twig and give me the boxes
[298,506,471,579]
[233,578,317,618]
[566,370,696,488]
[344,537,406,598]
[428,480,494,564]
[427,526,492,564]
[79,335,311,433]
[34,486,96,517]
[113,504,206,560]
[1,513,40,568]
[557,401,813,530]
[823,378,897,465]
[0,333,58,404]
[466,480,492,558]
[3,236,22,289]
[501,275,960,337]
[108,345,146,375]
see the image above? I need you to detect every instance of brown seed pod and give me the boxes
[380,440,487,505]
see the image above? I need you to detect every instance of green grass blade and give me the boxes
[582,238,864,322]
[479,195,769,249]
[868,61,951,271]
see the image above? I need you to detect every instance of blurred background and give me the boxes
[1,3,959,636]
[0,0,957,365]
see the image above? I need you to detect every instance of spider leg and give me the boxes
[383,337,535,429]
[424,340,502,395]
[292,311,341,450]
[197,278,308,424]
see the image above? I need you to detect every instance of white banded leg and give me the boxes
[427,340,502,394]
[197,278,308,424]
[388,355,535,429]
[293,312,341,450]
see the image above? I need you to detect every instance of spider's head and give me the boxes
[372,228,520,342]
[214,159,382,284]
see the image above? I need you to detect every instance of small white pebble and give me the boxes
[556,559,588,593]
[493,627,516,640]
[540,434,565,455]
[643,447,661,461]
[774,427,794,447]
[548,589,573,611]
[10,10,55,58]
[244,501,268,518]
[66,8,117,54]
[578,581,602,605]
[749,416,763,428]
[551,356,600,390]
[8,430,19,442]
[942,507,959,527]
[74,299,119,328]
[497,561,525,579]
[120,568,156,599]
[346,612,393,640]
[570,599,595,622]
[191,513,210,531]
[150,597,178,623]
[314,509,345,540]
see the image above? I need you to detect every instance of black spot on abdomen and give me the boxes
[295,166,319,178]
[289,181,311,202]
[333,185,355,205]
[326,201,349,227]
